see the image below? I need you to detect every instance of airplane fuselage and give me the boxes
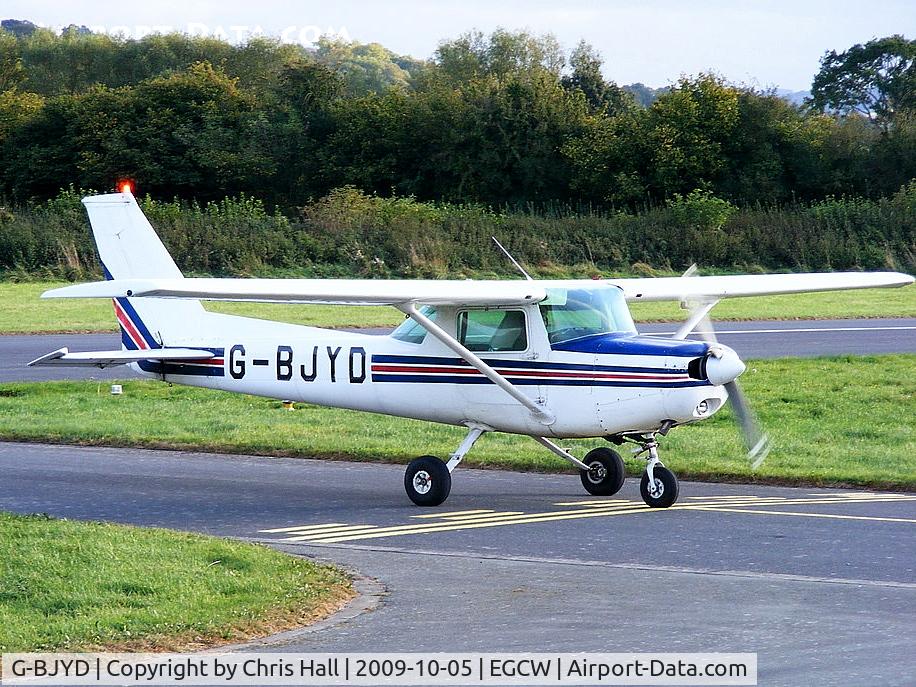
[125,303,728,439]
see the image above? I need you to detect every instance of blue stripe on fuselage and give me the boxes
[137,360,225,377]
[115,297,161,349]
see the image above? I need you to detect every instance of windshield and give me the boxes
[391,306,437,343]
[539,286,636,344]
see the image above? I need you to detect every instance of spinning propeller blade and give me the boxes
[694,312,771,469]
[723,380,771,469]
[677,266,771,469]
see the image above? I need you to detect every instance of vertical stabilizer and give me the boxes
[82,191,206,349]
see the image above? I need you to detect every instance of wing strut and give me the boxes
[396,303,555,425]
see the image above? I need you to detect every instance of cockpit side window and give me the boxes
[391,306,437,344]
[457,309,528,352]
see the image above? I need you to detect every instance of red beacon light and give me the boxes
[119,181,133,194]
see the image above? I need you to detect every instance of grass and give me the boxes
[0,281,912,334]
[0,355,913,489]
[0,512,353,653]
[0,282,398,333]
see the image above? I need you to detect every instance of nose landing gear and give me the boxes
[626,433,679,508]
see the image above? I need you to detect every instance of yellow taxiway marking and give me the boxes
[441,511,526,521]
[282,524,382,542]
[558,494,915,510]
[552,499,634,507]
[685,506,916,524]
[412,510,526,522]
[259,522,348,534]
[259,493,916,544]
[270,504,657,543]
[301,506,661,543]
[412,509,495,519]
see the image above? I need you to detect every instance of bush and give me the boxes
[1,182,913,280]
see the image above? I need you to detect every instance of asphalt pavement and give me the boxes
[1,442,913,686]
[2,318,914,382]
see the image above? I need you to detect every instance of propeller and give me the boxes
[674,266,771,469]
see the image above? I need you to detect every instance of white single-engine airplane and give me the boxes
[31,190,914,507]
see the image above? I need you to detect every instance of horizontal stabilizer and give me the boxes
[28,347,216,368]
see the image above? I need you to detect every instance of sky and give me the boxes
[5,0,915,91]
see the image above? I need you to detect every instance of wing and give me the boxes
[607,271,914,302]
[40,271,911,306]
[41,278,547,307]
[28,347,216,368]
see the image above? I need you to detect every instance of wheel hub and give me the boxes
[648,478,664,498]
[587,461,607,484]
[413,470,432,494]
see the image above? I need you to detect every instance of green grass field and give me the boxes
[0,513,353,652]
[1,355,913,488]
[0,281,912,334]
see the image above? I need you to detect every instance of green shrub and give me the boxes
[1,182,913,280]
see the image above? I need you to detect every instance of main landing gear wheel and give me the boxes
[404,455,452,507]
[579,447,626,496]
[640,465,679,508]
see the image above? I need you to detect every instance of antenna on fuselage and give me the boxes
[491,237,533,281]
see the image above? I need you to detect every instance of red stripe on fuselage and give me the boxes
[113,300,147,350]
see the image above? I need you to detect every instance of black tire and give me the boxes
[579,447,626,496]
[404,455,452,506]
[639,465,679,508]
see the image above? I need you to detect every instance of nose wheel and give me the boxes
[618,430,680,508]
[640,464,678,508]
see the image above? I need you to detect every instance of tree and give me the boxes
[315,39,415,95]
[0,31,25,91]
[432,29,564,85]
[642,74,741,197]
[624,83,665,107]
[0,88,43,141]
[562,109,650,205]
[0,19,38,38]
[2,62,277,200]
[561,40,632,115]
[810,35,916,129]
[719,90,809,202]
[563,74,745,205]
[269,60,344,203]
[319,68,592,203]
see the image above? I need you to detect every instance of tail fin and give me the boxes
[83,190,206,349]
